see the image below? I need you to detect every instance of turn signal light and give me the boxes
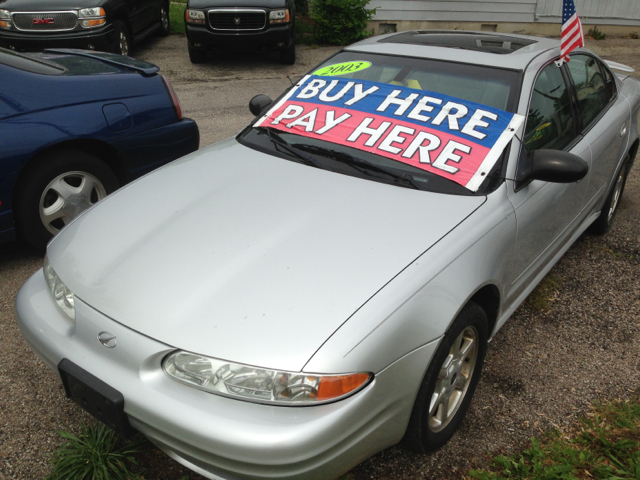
[317,373,371,400]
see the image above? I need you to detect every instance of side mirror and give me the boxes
[249,94,273,117]
[517,149,588,185]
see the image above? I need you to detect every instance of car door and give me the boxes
[505,61,591,304]
[138,0,160,31]
[566,54,630,210]
[123,0,145,35]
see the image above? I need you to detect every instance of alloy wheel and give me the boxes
[161,7,169,31]
[119,31,129,56]
[607,168,625,222]
[428,326,479,433]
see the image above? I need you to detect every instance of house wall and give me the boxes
[368,0,640,36]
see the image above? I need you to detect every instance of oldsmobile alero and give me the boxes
[15,31,639,479]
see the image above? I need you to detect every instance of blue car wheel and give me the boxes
[15,150,120,251]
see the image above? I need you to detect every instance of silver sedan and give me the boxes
[16,31,639,480]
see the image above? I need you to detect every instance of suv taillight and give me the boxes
[161,75,183,120]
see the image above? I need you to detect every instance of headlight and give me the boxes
[269,9,290,24]
[163,351,372,405]
[186,9,205,25]
[78,7,105,28]
[0,10,11,29]
[43,256,75,321]
[78,7,105,18]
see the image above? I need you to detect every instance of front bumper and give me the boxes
[0,25,114,52]
[15,271,438,480]
[186,24,293,51]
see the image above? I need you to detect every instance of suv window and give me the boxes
[524,63,576,151]
[567,54,610,129]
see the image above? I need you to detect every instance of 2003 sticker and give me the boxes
[314,61,372,76]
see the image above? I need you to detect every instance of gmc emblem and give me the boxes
[33,18,55,25]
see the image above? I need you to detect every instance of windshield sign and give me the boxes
[255,75,524,191]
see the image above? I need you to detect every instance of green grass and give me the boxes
[170,3,186,34]
[46,424,149,480]
[469,398,640,479]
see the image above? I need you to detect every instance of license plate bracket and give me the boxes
[58,359,136,438]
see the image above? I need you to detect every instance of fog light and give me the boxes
[87,44,95,50]
[277,42,284,47]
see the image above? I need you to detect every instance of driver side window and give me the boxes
[524,64,576,151]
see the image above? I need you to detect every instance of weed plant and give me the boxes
[469,398,640,479]
[46,424,148,480]
[588,26,607,40]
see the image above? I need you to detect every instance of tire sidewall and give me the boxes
[403,302,488,452]
[590,155,630,235]
[15,150,119,251]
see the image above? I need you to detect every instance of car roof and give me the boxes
[346,30,560,71]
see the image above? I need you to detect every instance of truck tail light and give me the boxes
[161,75,183,120]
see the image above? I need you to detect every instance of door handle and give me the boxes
[620,122,627,137]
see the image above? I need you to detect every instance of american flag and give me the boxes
[560,0,585,64]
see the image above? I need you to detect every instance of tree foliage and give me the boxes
[311,0,377,45]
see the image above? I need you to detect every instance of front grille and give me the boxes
[208,10,266,31]
[13,11,77,32]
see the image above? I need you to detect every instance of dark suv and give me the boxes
[185,0,296,65]
[0,0,171,55]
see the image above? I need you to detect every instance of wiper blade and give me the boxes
[260,128,323,168]
[292,144,421,190]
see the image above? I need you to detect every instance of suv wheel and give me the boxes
[113,20,131,56]
[158,3,171,37]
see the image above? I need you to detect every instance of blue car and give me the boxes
[0,48,199,250]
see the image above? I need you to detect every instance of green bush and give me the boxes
[311,0,377,46]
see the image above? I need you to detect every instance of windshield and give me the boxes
[239,52,520,195]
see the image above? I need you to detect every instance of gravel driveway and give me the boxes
[0,36,638,480]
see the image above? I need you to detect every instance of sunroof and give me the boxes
[378,31,537,55]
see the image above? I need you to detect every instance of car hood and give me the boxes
[48,139,485,372]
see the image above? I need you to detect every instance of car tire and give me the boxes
[402,301,488,453]
[188,46,207,64]
[14,150,119,252]
[589,154,630,235]
[158,2,171,37]
[280,41,296,65]
[113,20,131,56]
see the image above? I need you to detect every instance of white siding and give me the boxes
[372,0,537,23]
[372,0,640,26]
[535,0,640,25]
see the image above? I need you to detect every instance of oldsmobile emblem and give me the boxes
[234,17,241,25]
[97,332,117,348]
